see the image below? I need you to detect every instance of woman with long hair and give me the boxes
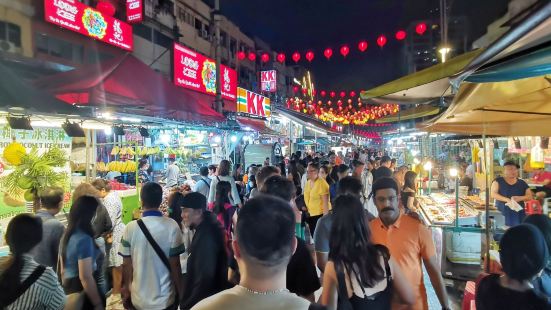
[207,160,242,208]
[320,195,414,310]
[0,214,66,309]
[209,181,237,233]
[287,160,303,196]
[61,196,105,309]
[401,171,418,212]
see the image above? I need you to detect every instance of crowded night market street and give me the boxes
[0,0,551,309]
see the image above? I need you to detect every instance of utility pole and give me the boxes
[213,0,223,113]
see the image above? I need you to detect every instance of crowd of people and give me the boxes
[0,150,550,309]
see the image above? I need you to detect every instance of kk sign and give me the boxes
[237,88,271,118]
[260,70,277,92]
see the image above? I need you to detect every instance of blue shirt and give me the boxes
[64,229,100,279]
[494,177,529,227]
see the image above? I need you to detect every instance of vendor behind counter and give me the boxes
[491,161,533,227]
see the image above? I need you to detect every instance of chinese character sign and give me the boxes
[173,43,237,101]
[0,126,72,157]
[126,0,142,23]
[237,88,271,118]
[44,0,133,51]
[261,70,277,93]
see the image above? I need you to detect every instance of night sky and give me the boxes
[211,0,510,91]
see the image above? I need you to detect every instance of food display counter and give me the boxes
[417,193,494,227]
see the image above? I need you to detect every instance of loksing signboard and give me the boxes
[173,43,237,101]
[44,0,133,51]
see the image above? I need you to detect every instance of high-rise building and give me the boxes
[404,16,469,73]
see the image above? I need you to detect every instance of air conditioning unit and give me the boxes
[201,29,208,39]
[0,40,21,54]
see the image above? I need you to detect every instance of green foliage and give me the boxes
[0,146,69,198]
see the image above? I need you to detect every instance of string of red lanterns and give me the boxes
[236,22,428,63]
[285,97,399,126]
[293,87,362,98]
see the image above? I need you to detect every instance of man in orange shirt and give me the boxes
[369,177,450,310]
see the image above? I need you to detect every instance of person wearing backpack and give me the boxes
[119,182,185,310]
[180,192,229,309]
[0,214,65,310]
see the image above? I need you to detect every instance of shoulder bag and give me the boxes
[2,265,46,308]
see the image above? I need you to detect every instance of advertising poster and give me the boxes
[237,87,271,118]
[260,70,277,92]
[173,43,237,101]
[126,0,143,24]
[44,0,133,51]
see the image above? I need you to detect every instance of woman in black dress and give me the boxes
[401,171,418,213]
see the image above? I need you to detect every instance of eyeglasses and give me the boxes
[374,196,397,204]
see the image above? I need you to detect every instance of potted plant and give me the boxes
[1,141,69,212]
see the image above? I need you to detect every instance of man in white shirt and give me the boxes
[165,158,180,188]
[193,166,211,198]
[192,195,311,310]
[120,182,185,310]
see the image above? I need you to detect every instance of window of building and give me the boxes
[0,21,22,47]
[229,38,237,54]
[35,33,84,63]
[154,30,172,49]
[220,31,227,46]
[134,24,152,41]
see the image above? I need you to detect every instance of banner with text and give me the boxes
[126,0,143,24]
[237,88,271,118]
[44,0,133,51]
[173,43,237,101]
[260,70,277,92]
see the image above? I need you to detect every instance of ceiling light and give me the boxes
[62,120,85,137]
[7,116,33,130]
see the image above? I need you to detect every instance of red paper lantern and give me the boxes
[318,100,322,105]
[340,45,350,57]
[328,100,332,105]
[237,51,246,60]
[358,41,368,52]
[305,51,315,62]
[330,91,336,98]
[347,99,352,104]
[302,88,308,95]
[416,22,427,35]
[292,52,301,63]
[349,91,356,97]
[395,30,407,41]
[323,48,333,60]
[339,91,346,98]
[276,53,286,63]
[320,90,327,97]
[248,52,257,61]
[261,53,270,63]
[337,100,343,106]
[293,86,299,93]
[96,1,116,16]
[377,35,387,47]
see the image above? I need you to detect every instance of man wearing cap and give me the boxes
[491,161,533,227]
[180,192,228,309]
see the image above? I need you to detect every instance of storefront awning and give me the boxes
[0,62,82,116]
[420,71,551,136]
[375,105,440,123]
[275,107,342,135]
[35,54,224,123]
[360,49,483,103]
[236,117,280,136]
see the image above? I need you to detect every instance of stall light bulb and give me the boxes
[413,158,420,164]
[214,136,222,143]
[423,161,432,171]
[411,150,419,156]
[400,126,405,131]
[161,134,170,144]
[104,127,112,135]
[231,135,238,142]
[449,168,458,177]
[397,138,403,144]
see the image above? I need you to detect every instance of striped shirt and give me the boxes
[0,254,66,310]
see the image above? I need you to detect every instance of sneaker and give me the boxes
[107,293,121,306]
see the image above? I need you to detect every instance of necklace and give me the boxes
[238,285,289,295]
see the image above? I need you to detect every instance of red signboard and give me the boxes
[173,43,237,101]
[126,0,143,24]
[260,70,277,92]
[44,0,133,51]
